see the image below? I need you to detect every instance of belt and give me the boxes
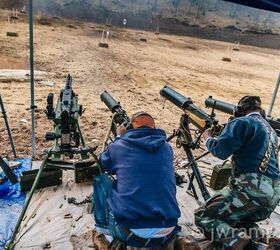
[120,225,173,247]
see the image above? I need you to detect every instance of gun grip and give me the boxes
[61,111,71,146]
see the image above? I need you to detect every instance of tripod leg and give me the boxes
[183,148,210,201]
[5,152,50,250]
[187,172,199,201]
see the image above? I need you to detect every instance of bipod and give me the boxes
[0,156,18,185]
[0,95,17,158]
[5,148,102,250]
[5,152,51,250]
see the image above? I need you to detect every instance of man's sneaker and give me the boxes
[244,240,266,250]
[109,238,127,250]
[267,237,280,250]
[174,236,201,250]
[92,231,110,250]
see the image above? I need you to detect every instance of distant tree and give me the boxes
[187,0,196,14]
[196,0,205,18]
[263,12,272,28]
[171,0,181,13]
[151,0,158,14]
[0,0,26,8]
[254,9,261,25]
[229,4,238,18]
[213,0,219,12]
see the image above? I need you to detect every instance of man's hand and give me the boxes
[203,128,214,141]
[116,124,126,136]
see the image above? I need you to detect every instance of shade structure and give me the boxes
[224,0,280,12]
[29,0,36,158]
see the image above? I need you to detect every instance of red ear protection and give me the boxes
[126,112,155,129]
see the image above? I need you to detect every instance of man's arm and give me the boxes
[100,148,114,174]
[203,118,250,160]
[100,124,126,174]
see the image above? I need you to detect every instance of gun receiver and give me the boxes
[160,86,212,202]
[101,91,130,137]
[205,96,280,136]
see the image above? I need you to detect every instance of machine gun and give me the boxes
[6,75,102,250]
[160,86,220,202]
[45,74,86,158]
[100,91,130,147]
[205,96,280,137]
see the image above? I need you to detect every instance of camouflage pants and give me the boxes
[195,174,280,249]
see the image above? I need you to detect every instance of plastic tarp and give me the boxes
[0,158,32,249]
[224,0,280,12]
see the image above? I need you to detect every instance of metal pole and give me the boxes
[29,0,36,158]
[0,95,17,158]
[268,72,280,117]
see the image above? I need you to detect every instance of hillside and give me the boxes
[31,0,280,33]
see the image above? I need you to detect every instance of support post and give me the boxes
[29,0,36,158]
[268,72,280,117]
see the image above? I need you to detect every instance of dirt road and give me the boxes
[1,12,280,159]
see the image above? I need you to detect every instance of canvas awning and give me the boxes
[225,0,280,12]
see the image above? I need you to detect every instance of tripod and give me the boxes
[167,114,211,203]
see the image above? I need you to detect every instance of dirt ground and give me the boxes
[1,10,280,160]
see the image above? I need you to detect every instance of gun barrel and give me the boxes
[267,117,280,130]
[205,96,280,136]
[160,86,192,109]
[66,74,72,89]
[100,91,121,113]
[205,96,235,115]
[160,86,214,127]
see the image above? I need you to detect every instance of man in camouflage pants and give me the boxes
[195,96,280,250]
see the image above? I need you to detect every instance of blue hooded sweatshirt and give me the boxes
[99,128,180,229]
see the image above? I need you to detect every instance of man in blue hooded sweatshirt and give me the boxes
[93,112,181,248]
